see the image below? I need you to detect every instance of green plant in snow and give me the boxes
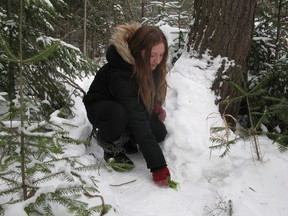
[209,68,277,160]
[246,0,288,151]
[0,88,111,216]
[260,95,288,151]
[208,111,242,159]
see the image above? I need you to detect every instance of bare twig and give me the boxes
[82,187,107,216]
[109,179,137,187]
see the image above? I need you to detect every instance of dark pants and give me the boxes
[85,100,167,143]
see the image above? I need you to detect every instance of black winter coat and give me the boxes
[83,45,167,170]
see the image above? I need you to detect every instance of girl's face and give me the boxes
[150,42,165,70]
[142,42,166,70]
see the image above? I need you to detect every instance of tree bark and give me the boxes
[188,0,257,124]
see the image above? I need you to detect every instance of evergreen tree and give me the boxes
[0,0,97,120]
[246,0,288,150]
[0,1,110,215]
[142,1,190,65]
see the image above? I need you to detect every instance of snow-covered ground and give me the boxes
[2,25,288,216]
[66,50,288,216]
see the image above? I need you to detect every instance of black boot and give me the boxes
[122,131,139,154]
[96,132,134,172]
[123,139,139,154]
[103,152,133,164]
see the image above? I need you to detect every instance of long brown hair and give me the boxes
[128,26,168,112]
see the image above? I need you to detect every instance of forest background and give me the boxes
[0,0,287,215]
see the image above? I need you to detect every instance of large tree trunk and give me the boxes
[188,0,257,124]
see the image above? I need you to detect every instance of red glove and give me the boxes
[153,103,166,122]
[152,166,170,186]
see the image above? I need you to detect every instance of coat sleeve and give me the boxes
[108,70,166,170]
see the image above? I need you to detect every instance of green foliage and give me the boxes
[211,66,287,159]
[0,128,105,213]
[142,1,189,65]
[168,177,180,191]
[245,71,287,152]
[209,116,242,158]
[262,96,288,151]
[106,158,135,172]
[1,88,110,215]
[171,29,188,64]
[23,185,111,216]
[209,69,278,160]
[0,1,108,215]
[143,1,190,27]
[0,112,110,215]
[246,0,288,151]
[0,1,98,120]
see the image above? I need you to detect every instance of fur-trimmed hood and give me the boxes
[110,22,141,65]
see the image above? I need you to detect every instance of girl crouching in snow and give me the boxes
[83,23,171,186]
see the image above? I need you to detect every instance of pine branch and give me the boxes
[249,72,272,94]
[0,34,18,61]
[209,138,238,158]
[24,41,61,64]
[74,163,104,172]
[208,111,241,158]
[0,186,22,197]
[32,171,65,185]
[56,184,84,196]
[52,68,87,95]
[49,191,92,216]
